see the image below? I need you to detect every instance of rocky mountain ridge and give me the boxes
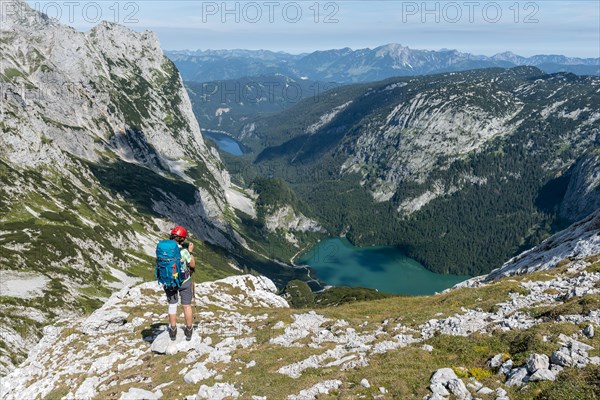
[0,0,296,376]
[167,44,600,84]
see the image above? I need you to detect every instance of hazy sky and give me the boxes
[25,0,600,57]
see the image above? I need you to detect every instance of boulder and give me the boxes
[526,353,549,373]
[550,364,564,374]
[421,344,434,352]
[430,368,458,385]
[426,394,448,400]
[429,382,450,396]
[500,359,513,375]
[447,378,471,400]
[184,363,216,384]
[150,328,201,354]
[505,367,529,387]
[529,368,556,382]
[120,388,162,400]
[477,387,494,395]
[583,324,595,338]
[80,310,128,335]
[550,348,573,367]
[197,383,239,399]
[488,353,504,368]
[558,333,594,351]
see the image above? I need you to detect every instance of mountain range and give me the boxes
[166,44,600,84]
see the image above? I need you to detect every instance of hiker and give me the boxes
[155,226,196,341]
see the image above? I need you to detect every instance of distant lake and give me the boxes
[297,238,470,295]
[202,130,243,155]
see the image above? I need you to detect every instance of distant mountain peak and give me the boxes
[167,46,599,83]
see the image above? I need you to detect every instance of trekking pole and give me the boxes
[192,268,199,329]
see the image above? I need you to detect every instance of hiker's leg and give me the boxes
[165,288,179,326]
[183,305,193,326]
[168,304,177,326]
[180,279,194,327]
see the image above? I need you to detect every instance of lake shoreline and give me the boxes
[296,237,471,296]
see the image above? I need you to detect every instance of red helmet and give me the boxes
[170,226,187,238]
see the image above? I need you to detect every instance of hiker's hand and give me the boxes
[188,242,194,253]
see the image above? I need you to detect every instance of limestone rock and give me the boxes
[197,383,239,399]
[477,387,494,395]
[73,377,100,399]
[529,368,556,382]
[447,378,472,400]
[550,364,564,374]
[150,328,201,354]
[120,388,162,400]
[184,363,216,384]
[80,310,128,335]
[430,368,458,386]
[526,353,549,373]
[288,380,343,399]
[505,367,529,387]
[429,382,450,397]
[488,353,504,368]
[551,348,573,367]
[500,359,513,376]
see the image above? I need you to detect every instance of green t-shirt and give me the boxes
[180,247,193,283]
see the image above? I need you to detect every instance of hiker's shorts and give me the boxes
[164,278,193,305]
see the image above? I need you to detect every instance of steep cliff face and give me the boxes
[560,153,600,222]
[1,0,230,210]
[0,0,251,375]
[485,210,600,281]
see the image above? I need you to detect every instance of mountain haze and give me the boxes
[167,44,600,84]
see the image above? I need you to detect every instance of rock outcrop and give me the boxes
[560,152,600,222]
[486,209,600,280]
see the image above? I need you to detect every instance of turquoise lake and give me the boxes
[202,130,244,155]
[296,238,470,295]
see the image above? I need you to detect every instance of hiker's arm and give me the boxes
[188,242,196,269]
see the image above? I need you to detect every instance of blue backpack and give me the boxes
[155,240,186,289]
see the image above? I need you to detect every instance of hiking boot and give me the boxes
[184,325,193,341]
[168,325,177,341]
